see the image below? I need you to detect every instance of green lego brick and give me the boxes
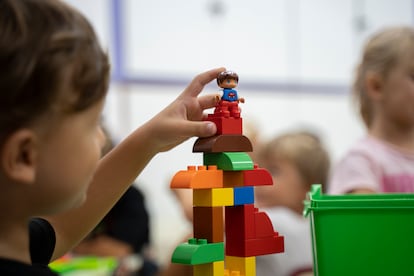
[171,238,224,265]
[203,152,254,171]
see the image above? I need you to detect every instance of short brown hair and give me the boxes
[0,0,110,144]
[217,71,239,86]
[258,131,330,189]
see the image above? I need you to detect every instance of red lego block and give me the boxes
[170,165,223,189]
[225,205,256,241]
[225,205,285,257]
[205,116,242,135]
[193,206,224,243]
[226,231,284,257]
[254,209,275,238]
[243,164,273,186]
[242,234,284,256]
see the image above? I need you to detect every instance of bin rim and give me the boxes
[303,184,414,217]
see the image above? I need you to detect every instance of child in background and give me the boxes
[254,131,330,276]
[329,26,414,194]
[0,0,223,275]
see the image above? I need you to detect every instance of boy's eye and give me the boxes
[227,80,230,83]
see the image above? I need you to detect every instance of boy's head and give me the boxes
[255,131,330,213]
[0,0,110,146]
[0,0,110,214]
[217,70,238,89]
[353,26,414,128]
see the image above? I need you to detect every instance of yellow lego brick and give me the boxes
[193,188,234,207]
[225,256,256,276]
[193,261,224,276]
[224,270,241,276]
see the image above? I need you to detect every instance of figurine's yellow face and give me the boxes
[219,78,238,89]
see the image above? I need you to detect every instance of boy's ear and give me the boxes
[365,71,384,100]
[1,129,37,185]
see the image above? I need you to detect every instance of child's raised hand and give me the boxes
[142,67,225,153]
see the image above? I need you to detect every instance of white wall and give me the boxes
[121,0,413,85]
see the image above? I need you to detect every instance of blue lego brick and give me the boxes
[233,186,254,205]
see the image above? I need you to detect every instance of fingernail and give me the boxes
[206,122,216,135]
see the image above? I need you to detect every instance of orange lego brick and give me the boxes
[223,171,244,187]
[170,165,223,189]
[224,270,241,276]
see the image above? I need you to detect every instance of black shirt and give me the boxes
[0,218,58,275]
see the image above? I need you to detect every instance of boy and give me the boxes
[0,0,223,274]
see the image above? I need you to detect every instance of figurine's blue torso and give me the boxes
[221,88,238,102]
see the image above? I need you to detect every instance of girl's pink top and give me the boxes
[329,135,414,194]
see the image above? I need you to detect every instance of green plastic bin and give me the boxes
[304,184,414,276]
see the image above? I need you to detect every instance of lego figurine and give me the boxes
[215,71,245,118]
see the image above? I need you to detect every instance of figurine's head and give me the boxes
[217,70,239,89]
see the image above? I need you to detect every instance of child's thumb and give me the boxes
[190,121,217,137]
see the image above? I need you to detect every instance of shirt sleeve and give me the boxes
[328,150,382,194]
[29,218,56,265]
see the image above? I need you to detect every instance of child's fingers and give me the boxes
[181,67,226,98]
[198,94,221,110]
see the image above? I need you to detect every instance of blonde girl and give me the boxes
[329,26,414,194]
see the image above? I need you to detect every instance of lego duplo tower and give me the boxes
[170,71,284,276]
